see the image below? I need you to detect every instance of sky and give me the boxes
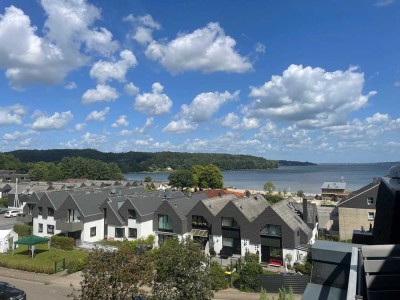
[0,0,399,163]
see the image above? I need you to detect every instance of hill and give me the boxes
[6,149,279,173]
[278,160,317,166]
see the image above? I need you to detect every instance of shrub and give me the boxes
[67,257,86,274]
[210,262,228,291]
[51,235,74,250]
[13,224,32,237]
[0,260,53,274]
[239,252,263,292]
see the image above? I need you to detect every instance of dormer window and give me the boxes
[221,217,239,228]
[128,209,136,219]
[48,207,54,217]
[367,197,374,205]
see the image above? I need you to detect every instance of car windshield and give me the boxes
[0,283,14,293]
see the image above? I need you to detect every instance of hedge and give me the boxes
[13,224,32,237]
[51,235,74,250]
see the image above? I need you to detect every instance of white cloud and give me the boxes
[180,90,239,123]
[374,0,394,7]
[90,50,137,83]
[134,82,172,115]
[163,119,197,133]
[112,115,129,127]
[245,65,376,128]
[0,104,27,125]
[65,81,77,89]
[82,132,106,145]
[124,82,140,95]
[366,112,390,124]
[145,22,252,74]
[31,110,73,130]
[254,42,266,54]
[86,107,110,121]
[75,123,86,131]
[82,84,119,104]
[135,117,153,133]
[0,1,118,88]
[124,14,161,45]
[3,130,37,141]
[220,112,261,130]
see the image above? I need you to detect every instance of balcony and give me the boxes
[16,214,33,223]
[56,219,83,232]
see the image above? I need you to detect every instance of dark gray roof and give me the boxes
[166,193,208,220]
[70,191,109,217]
[104,196,126,224]
[288,198,318,225]
[44,190,71,209]
[201,195,236,216]
[272,199,312,237]
[232,194,270,221]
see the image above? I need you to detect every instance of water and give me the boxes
[124,162,399,194]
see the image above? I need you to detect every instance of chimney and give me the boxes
[166,189,172,199]
[302,198,308,223]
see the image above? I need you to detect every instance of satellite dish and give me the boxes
[388,165,400,179]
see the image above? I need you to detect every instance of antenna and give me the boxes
[14,178,20,208]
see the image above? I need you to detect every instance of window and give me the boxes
[115,227,125,238]
[90,227,96,237]
[368,212,375,221]
[222,217,239,228]
[367,197,374,205]
[192,215,209,227]
[128,209,136,219]
[48,207,54,217]
[270,247,283,258]
[222,237,234,247]
[129,228,137,238]
[38,223,43,233]
[158,215,173,232]
[261,224,282,236]
[297,230,300,236]
[47,225,54,234]
[38,207,42,215]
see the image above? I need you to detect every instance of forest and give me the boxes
[5,149,280,172]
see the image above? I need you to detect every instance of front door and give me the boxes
[261,245,270,263]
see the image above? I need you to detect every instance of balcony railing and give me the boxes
[56,219,83,232]
[16,214,33,223]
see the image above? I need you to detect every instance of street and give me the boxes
[0,213,18,230]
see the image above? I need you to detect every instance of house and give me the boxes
[335,179,380,241]
[321,182,347,199]
[0,229,18,253]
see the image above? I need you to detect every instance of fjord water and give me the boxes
[125,162,398,194]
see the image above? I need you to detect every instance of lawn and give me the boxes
[0,244,88,274]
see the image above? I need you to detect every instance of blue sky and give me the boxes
[0,0,399,163]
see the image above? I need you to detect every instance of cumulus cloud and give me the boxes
[145,22,252,74]
[0,1,118,88]
[3,130,37,141]
[112,115,129,127]
[180,90,239,123]
[90,50,137,83]
[244,65,376,128]
[86,107,110,121]
[75,123,86,131]
[0,104,27,125]
[134,82,172,115]
[124,14,161,45]
[82,84,119,104]
[163,119,197,133]
[82,132,106,145]
[124,82,139,95]
[31,110,73,130]
[220,113,260,130]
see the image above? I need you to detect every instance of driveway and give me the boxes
[0,213,18,229]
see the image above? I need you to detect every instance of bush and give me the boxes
[0,260,53,274]
[13,224,32,237]
[210,262,228,291]
[67,257,86,274]
[239,253,263,292]
[51,235,74,250]
[0,197,7,207]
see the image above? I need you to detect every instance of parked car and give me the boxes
[0,208,8,214]
[4,210,20,218]
[0,281,26,300]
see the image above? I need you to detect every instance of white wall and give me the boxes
[309,223,319,245]
[282,248,308,265]
[138,219,153,237]
[33,216,61,237]
[212,235,222,254]
[82,219,104,243]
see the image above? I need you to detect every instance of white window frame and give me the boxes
[368,212,375,221]
[367,197,374,205]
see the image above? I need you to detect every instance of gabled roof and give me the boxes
[166,193,208,220]
[272,199,312,236]
[337,180,380,207]
[69,190,109,217]
[42,190,71,209]
[232,194,270,222]
[201,194,236,216]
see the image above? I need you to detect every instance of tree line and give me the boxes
[0,153,124,181]
[6,149,279,173]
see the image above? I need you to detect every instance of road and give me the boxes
[0,213,18,229]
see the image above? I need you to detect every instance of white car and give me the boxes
[4,210,21,218]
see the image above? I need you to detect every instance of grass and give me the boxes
[0,244,88,274]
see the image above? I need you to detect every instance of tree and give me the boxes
[209,261,228,291]
[152,237,213,300]
[263,181,275,194]
[70,245,153,300]
[28,162,49,181]
[266,194,284,204]
[168,169,196,190]
[193,164,223,189]
[239,252,263,292]
[144,176,152,182]
[296,190,305,198]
